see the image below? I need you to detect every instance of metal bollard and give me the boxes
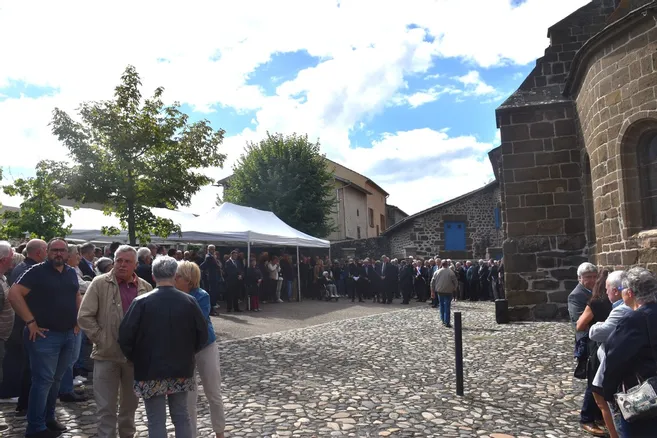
[454,311,464,396]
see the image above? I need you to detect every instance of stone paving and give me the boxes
[0,301,590,437]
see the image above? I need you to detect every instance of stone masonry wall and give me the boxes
[497,102,589,320]
[330,237,390,261]
[387,185,501,261]
[570,6,657,272]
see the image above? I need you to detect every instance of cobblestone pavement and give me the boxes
[1,301,589,437]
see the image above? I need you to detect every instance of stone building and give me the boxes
[385,204,409,229]
[216,159,389,242]
[383,181,502,260]
[495,0,657,320]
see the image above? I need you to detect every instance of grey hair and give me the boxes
[0,241,12,261]
[607,270,624,289]
[478,259,484,265]
[577,262,598,277]
[67,244,79,255]
[136,247,151,261]
[79,242,95,255]
[147,243,157,251]
[621,266,657,305]
[115,245,137,260]
[152,256,178,282]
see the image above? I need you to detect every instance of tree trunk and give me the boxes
[127,169,136,245]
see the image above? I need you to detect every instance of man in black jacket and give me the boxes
[118,256,207,438]
[135,247,156,288]
[399,260,413,304]
[223,249,244,312]
[347,259,363,303]
[200,245,220,314]
[380,256,397,304]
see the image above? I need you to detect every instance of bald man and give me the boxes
[9,240,47,286]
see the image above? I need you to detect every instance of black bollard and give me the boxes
[454,311,464,396]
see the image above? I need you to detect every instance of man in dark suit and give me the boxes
[399,260,413,304]
[567,262,604,437]
[78,242,96,279]
[361,259,375,301]
[347,259,363,302]
[371,259,383,303]
[200,245,221,315]
[380,256,397,304]
[223,249,244,312]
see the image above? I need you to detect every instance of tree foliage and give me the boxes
[50,65,226,244]
[0,161,72,241]
[224,132,336,237]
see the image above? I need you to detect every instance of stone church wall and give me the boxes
[386,185,501,260]
[569,5,657,272]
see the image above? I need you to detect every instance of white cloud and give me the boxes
[455,71,497,96]
[0,0,590,215]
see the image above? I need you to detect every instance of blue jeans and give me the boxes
[59,331,82,395]
[438,294,452,325]
[25,328,75,434]
[144,391,191,438]
[580,385,601,424]
[74,331,88,369]
[286,280,293,301]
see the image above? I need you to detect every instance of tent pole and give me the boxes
[246,241,251,311]
[296,246,301,303]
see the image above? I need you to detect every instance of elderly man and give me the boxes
[568,262,604,437]
[380,256,397,304]
[0,241,15,432]
[135,247,155,288]
[9,238,81,438]
[223,249,244,312]
[78,245,152,438]
[588,270,630,438]
[431,260,458,328]
[78,242,96,279]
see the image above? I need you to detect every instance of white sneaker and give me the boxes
[75,375,88,383]
[277,299,284,303]
[73,378,84,387]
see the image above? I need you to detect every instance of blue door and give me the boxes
[444,221,466,251]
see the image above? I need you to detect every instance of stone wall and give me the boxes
[568,4,657,272]
[386,184,501,260]
[330,237,390,261]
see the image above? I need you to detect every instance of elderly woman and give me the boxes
[175,261,225,438]
[604,267,657,436]
[95,257,114,275]
[119,256,208,438]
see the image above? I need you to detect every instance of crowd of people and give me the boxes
[569,263,657,437]
[5,235,657,437]
[0,239,225,438]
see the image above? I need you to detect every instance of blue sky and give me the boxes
[0,0,591,216]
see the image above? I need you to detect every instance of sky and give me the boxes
[0,0,591,217]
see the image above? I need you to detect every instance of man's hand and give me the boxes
[74,325,80,335]
[27,322,48,341]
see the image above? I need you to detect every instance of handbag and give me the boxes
[614,314,657,422]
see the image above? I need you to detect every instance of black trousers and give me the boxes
[226,282,241,311]
[401,284,413,304]
[384,282,395,303]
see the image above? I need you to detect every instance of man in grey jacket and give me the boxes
[567,262,604,437]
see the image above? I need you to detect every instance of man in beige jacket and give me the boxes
[430,260,458,328]
[78,245,152,438]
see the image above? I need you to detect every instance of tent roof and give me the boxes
[174,202,330,248]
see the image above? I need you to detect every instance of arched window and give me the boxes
[639,133,657,228]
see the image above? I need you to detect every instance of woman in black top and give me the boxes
[576,270,615,438]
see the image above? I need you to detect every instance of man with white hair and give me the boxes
[135,247,155,288]
[200,245,220,315]
[0,241,15,432]
[78,245,152,438]
[568,262,604,437]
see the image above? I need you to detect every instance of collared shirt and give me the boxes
[18,260,79,332]
[85,258,94,272]
[612,299,624,309]
[118,274,139,315]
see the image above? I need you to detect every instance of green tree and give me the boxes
[224,132,336,237]
[0,161,72,241]
[50,65,226,244]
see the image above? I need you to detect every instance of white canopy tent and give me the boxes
[65,207,198,243]
[173,203,330,305]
